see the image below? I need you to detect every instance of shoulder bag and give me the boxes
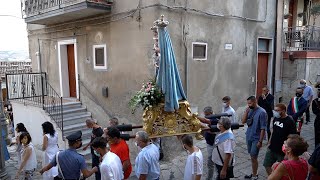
[216,146,234,178]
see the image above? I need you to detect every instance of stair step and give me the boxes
[44,102,82,110]
[63,113,92,126]
[82,138,91,146]
[50,107,87,115]
[62,102,82,110]
[78,148,91,160]
[64,128,92,138]
[49,107,87,119]
[64,122,87,131]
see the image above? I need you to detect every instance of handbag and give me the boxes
[216,147,234,178]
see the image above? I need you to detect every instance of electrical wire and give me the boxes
[29,2,267,35]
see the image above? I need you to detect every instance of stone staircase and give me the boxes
[47,101,92,161]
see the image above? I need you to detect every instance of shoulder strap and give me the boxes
[216,145,233,166]
[215,132,235,145]
[56,151,65,180]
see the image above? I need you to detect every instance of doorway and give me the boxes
[67,45,76,97]
[256,53,269,96]
[256,38,273,96]
[58,39,78,98]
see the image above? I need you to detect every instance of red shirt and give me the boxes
[274,158,308,180]
[110,139,132,179]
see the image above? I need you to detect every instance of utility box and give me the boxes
[102,87,108,97]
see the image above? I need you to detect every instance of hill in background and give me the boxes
[0,50,30,61]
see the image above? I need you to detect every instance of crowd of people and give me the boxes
[4,78,320,180]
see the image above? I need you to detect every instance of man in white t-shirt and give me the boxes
[91,137,124,180]
[181,134,203,180]
[212,117,236,180]
[221,96,237,123]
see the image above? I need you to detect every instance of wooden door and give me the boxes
[256,53,269,96]
[67,45,76,98]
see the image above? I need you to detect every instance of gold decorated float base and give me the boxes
[142,100,202,138]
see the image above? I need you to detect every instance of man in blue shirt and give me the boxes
[134,131,160,180]
[242,96,267,180]
[40,131,98,180]
[299,79,314,124]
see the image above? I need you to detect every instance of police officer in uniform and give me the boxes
[40,131,98,180]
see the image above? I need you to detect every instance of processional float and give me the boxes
[120,15,243,138]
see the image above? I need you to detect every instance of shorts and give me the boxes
[246,139,260,157]
[263,148,284,167]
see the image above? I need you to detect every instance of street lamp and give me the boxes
[0,79,8,179]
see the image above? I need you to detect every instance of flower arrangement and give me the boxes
[129,80,163,113]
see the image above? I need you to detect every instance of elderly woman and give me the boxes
[211,117,235,180]
[268,134,309,180]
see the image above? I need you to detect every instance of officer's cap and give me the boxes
[66,131,82,141]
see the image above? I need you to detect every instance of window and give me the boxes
[192,42,207,60]
[258,39,269,52]
[93,44,107,70]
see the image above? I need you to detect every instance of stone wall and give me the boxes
[281,58,320,104]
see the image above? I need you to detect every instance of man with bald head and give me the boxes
[299,79,314,124]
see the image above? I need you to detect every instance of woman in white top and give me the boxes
[42,121,59,180]
[15,132,37,179]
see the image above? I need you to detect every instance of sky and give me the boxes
[0,0,28,51]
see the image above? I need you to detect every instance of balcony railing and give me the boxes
[283,26,320,51]
[22,0,112,24]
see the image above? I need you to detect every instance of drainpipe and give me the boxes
[36,51,41,73]
[272,1,279,95]
[37,38,42,73]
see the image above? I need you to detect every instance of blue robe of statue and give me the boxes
[2,130,10,161]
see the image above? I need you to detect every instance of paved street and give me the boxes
[4,115,316,180]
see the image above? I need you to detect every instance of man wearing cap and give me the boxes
[40,131,98,180]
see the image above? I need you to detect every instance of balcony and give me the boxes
[283,26,320,51]
[22,0,113,25]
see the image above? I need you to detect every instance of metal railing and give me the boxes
[43,82,64,137]
[283,26,320,51]
[22,0,112,18]
[5,73,64,137]
[5,73,46,107]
